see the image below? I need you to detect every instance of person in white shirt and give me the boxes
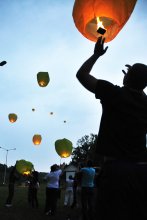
[44,164,62,216]
[64,175,74,207]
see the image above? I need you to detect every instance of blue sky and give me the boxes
[0,0,147,172]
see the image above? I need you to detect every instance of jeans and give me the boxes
[81,187,94,220]
[45,187,59,215]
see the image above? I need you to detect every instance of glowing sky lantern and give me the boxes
[55,138,73,158]
[37,72,50,87]
[33,134,42,145]
[8,113,17,123]
[72,0,137,42]
[15,159,34,175]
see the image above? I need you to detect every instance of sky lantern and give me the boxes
[72,0,137,43]
[8,113,17,123]
[0,61,7,66]
[55,138,73,158]
[33,134,42,145]
[37,72,50,87]
[15,159,34,175]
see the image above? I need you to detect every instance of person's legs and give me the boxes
[95,161,129,220]
[69,190,73,206]
[129,163,147,220]
[6,183,14,205]
[50,188,59,215]
[44,187,51,213]
[32,188,38,208]
[64,189,69,206]
[87,187,94,220]
[81,187,88,220]
[95,160,147,220]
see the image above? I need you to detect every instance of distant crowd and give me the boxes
[5,160,99,220]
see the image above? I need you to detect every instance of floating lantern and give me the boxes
[72,0,137,42]
[0,61,7,66]
[8,113,17,123]
[33,134,42,145]
[37,72,50,87]
[16,159,34,175]
[55,138,73,158]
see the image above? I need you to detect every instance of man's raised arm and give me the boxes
[76,37,108,93]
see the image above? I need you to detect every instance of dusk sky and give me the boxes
[0,0,147,172]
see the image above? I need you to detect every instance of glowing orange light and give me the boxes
[37,72,50,87]
[33,134,42,145]
[8,113,17,123]
[23,171,31,175]
[97,17,105,30]
[61,152,71,158]
[72,0,137,42]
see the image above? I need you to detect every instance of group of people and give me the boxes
[43,160,97,220]
[5,166,40,208]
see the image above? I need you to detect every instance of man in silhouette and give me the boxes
[76,36,147,220]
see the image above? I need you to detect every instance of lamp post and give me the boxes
[0,147,16,184]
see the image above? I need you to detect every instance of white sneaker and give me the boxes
[5,204,12,207]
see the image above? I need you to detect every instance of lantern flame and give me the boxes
[61,152,70,158]
[96,17,106,35]
[96,17,104,29]
[39,81,46,86]
[23,171,30,175]
[10,119,15,123]
[34,141,40,145]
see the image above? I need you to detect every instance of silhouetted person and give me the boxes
[44,164,63,216]
[80,160,95,220]
[64,175,74,207]
[76,36,147,220]
[5,165,20,207]
[28,171,39,208]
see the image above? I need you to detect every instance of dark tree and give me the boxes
[71,133,103,166]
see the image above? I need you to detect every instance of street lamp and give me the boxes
[0,147,16,184]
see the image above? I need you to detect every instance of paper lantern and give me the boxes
[16,159,34,175]
[72,0,137,42]
[0,61,7,66]
[8,113,17,123]
[55,138,73,158]
[37,72,50,87]
[33,134,42,145]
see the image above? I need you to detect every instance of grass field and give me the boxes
[0,183,81,220]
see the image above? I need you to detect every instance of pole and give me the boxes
[0,147,16,184]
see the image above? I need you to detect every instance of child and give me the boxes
[28,171,39,208]
[64,175,74,207]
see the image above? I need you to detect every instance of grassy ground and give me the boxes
[0,183,81,220]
